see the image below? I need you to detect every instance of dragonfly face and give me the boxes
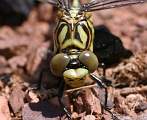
[50,0,98,88]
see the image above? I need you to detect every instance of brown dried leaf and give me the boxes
[26,42,49,75]
[0,96,11,120]
[9,85,25,113]
[137,111,147,120]
[112,51,147,85]
[84,115,96,120]
[8,56,27,70]
[0,33,30,50]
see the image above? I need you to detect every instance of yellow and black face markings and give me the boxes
[78,20,92,50]
[54,19,69,53]
[65,77,87,88]
[63,68,89,88]
[85,18,94,51]
[76,21,89,45]
[53,7,96,88]
[58,23,69,44]
[54,15,94,52]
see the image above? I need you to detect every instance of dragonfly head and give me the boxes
[50,51,98,77]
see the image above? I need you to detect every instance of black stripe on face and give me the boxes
[57,24,67,37]
[55,18,69,42]
[78,21,90,49]
[74,25,83,43]
[56,22,70,44]
[85,19,93,49]
[63,26,71,44]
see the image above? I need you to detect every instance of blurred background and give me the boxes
[0,0,147,120]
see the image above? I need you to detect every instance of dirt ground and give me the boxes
[0,2,147,120]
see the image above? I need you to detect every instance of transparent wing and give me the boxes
[60,0,71,9]
[82,0,147,12]
[64,0,71,9]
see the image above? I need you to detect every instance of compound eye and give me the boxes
[50,53,70,77]
[79,51,98,73]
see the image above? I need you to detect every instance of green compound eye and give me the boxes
[50,53,70,77]
[79,51,98,73]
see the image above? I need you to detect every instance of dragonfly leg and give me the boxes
[58,80,72,120]
[90,74,119,120]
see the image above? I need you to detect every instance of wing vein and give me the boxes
[82,0,147,12]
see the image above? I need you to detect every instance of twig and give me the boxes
[65,84,97,93]
[116,86,147,96]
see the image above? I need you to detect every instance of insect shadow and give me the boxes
[93,25,133,69]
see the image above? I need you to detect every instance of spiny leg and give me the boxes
[90,74,119,120]
[58,80,71,120]
[99,63,112,86]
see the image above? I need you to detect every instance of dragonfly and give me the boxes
[38,0,147,119]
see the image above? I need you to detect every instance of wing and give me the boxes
[81,0,147,12]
